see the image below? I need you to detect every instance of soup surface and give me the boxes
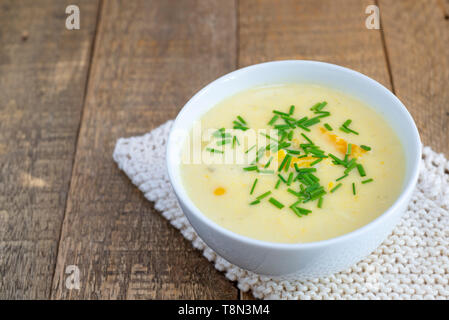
[180,84,405,243]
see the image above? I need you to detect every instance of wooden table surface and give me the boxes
[1,0,448,299]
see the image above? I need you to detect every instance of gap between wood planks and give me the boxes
[49,0,104,298]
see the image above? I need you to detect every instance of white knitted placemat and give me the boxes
[113,120,449,300]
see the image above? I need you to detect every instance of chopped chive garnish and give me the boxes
[344,162,357,174]
[261,133,278,142]
[275,179,281,189]
[277,173,287,183]
[278,154,291,172]
[361,145,371,151]
[282,115,297,125]
[316,111,331,118]
[217,139,231,146]
[294,163,300,172]
[256,191,272,200]
[303,117,321,127]
[336,174,348,181]
[316,101,327,111]
[297,116,308,125]
[317,197,323,208]
[243,165,258,171]
[295,207,312,215]
[344,127,359,135]
[245,145,256,153]
[270,143,280,153]
[356,164,366,177]
[343,119,352,127]
[250,178,258,195]
[339,126,351,133]
[274,124,291,130]
[286,149,301,155]
[237,116,247,125]
[297,124,311,132]
[344,157,355,167]
[206,148,223,154]
[255,146,266,162]
[310,101,327,112]
[289,105,295,115]
[340,119,359,135]
[300,174,315,186]
[307,173,319,183]
[264,156,273,168]
[309,190,326,201]
[328,153,345,165]
[301,133,313,144]
[268,197,284,209]
[287,172,294,186]
[273,110,290,117]
[310,153,327,158]
[268,115,279,126]
[296,167,317,173]
[290,206,301,216]
[310,102,322,111]
[330,183,343,193]
[284,156,292,172]
[287,188,301,197]
[232,136,239,148]
[289,200,302,208]
[346,143,352,155]
[279,131,288,141]
[212,128,225,137]
[279,141,291,149]
[310,158,323,166]
[233,125,248,131]
[204,100,376,219]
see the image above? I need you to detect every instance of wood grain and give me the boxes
[237,0,392,299]
[239,0,391,88]
[51,0,238,299]
[438,0,449,18]
[0,0,99,299]
[379,0,449,155]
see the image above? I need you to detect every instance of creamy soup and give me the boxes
[180,84,405,243]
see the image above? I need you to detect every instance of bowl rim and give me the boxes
[166,60,421,250]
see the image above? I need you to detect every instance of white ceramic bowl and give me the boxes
[166,60,421,278]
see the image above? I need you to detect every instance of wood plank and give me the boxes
[379,0,449,156]
[0,0,99,299]
[438,0,449,18]
[51,0,238,299]
[239,0,391,87]
[238,0,392,299]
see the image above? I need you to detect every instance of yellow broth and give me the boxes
[180,84,405,243]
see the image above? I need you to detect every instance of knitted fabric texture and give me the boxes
[113,120,449,300]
